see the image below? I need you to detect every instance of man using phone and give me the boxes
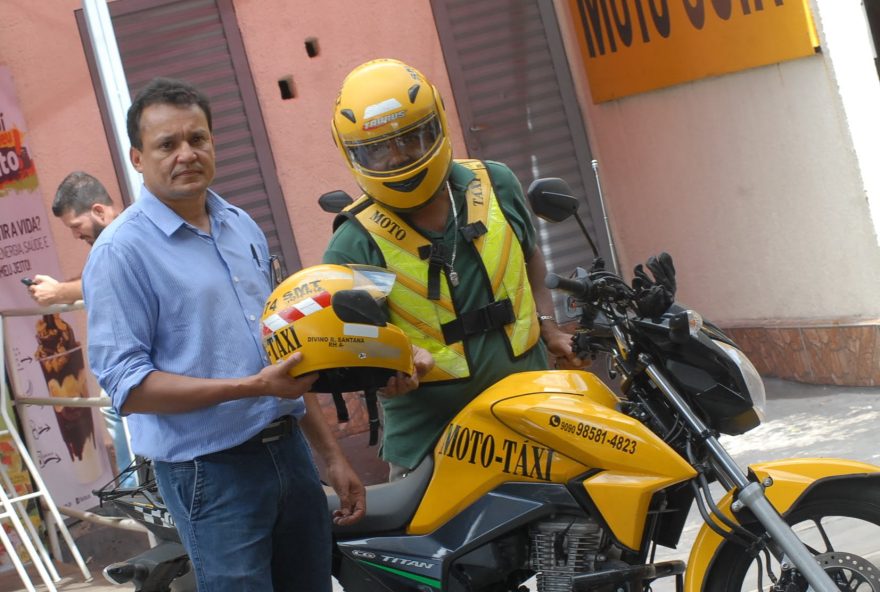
[27,172,120,306]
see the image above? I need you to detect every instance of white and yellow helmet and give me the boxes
[331,59,453,211]
[261,264,414,393]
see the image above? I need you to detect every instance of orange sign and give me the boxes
[0,65,113,511]
[567,0,819,102]
[0,127,37,194]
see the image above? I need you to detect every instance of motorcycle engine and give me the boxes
[530,516,604,591]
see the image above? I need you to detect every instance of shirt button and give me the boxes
[233,276,240,283]
[249,315,256,321]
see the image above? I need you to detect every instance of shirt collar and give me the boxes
[448,161,475,196]
[137,187,239,237]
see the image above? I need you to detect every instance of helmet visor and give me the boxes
[345,116,441,174]
[349,265,396,300]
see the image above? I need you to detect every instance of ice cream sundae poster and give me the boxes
[0,65,112,511]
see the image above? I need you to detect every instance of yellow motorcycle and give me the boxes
[327,179,880,592]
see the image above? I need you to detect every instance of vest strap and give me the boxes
[460,221,488,242]
[419,240,447,301]
[440,298,515,345]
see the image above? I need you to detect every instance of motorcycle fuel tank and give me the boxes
[410,370,696,550]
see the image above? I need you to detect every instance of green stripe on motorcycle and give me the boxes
[358,560,442,589]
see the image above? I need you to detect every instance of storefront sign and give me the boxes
[0,65,113,512]
[567,0,820,102]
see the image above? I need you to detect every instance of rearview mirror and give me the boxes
[527,177,599,259]
[332,289,387,326]
[318,190,355,214]
[527,178,579,223]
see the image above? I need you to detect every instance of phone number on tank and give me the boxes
[548,415,637,455]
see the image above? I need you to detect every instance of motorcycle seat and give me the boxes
[325,456,434,535]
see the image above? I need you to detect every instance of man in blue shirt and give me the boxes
[83,77,363,591]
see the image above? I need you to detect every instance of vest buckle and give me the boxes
[440,298,515,344]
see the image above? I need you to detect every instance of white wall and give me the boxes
[554,0,880,326]
[814,0,880,250]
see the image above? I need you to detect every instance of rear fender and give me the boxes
[684,458,880,592]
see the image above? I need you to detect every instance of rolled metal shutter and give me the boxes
[432,0,611,319]
[78,0,300,274]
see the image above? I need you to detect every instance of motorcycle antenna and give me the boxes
[592,159,620,274]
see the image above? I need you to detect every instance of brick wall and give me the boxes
[725,324,880,386]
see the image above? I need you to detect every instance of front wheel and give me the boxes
[703,483,880,591]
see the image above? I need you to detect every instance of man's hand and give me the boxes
[542,324,588,370]
[299,393,366,526]
[28,275,69,306]
[123,352,318,414]
[255,352,318,399]
[378,345,435,398]
[326,458,366,526]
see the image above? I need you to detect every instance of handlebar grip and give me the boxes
[545,273,592,299]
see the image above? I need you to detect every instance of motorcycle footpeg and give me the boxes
[104,561,148,585]
[102,541,190,591]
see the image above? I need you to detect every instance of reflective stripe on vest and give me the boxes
[348,159,539,382]
[459,160,541,358]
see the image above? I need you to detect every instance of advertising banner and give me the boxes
[567,0,820,102]
[0,65,113,512]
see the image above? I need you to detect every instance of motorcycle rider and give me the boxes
[324,58,582,479]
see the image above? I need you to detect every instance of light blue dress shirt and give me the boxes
[83,187,304,462]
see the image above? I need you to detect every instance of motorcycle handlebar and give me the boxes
[545,273,593,299]
[546,272,634,307]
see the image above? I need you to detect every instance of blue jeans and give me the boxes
[153,422,332,592]
[100,404,137,488]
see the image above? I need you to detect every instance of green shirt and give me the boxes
[323,161,549,468]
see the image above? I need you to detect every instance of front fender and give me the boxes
[684,458,880,592]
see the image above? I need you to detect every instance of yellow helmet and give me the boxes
[331,58,453,211]
[261,264,414,393]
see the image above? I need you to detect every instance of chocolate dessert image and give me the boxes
[35,314,96,465]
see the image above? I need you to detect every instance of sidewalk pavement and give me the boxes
[2,378,879,592]
[0,522,145,592]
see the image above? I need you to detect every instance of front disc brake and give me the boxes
[812,551,880,591]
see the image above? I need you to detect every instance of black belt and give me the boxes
[246,415,294,445]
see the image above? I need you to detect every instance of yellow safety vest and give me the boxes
[341,160,540,383]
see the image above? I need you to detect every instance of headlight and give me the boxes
[713,340,766,421]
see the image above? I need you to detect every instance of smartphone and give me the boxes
[21,277,35,287]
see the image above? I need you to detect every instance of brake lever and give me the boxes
[571,332,594,360]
